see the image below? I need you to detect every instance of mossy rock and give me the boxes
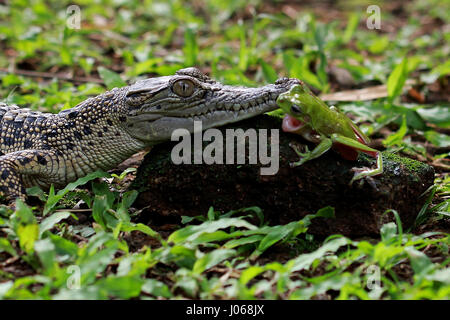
[132,115,434,236]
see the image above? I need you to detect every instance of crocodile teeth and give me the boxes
[233,104,241,111]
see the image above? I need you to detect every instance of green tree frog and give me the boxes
[277,82,383,184]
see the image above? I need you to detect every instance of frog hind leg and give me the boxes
[349,151,383,185]
[329,134,383,185]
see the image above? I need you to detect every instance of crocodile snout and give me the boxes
[275,77,301,87]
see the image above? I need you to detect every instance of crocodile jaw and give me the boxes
[125,72,300,144]
[133,101,277,144]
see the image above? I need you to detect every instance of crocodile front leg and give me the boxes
[0,150,56,205]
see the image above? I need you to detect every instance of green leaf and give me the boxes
[174,275,198,298]
[238,23,249,71]
[17,224,39,254]
[48,233,79,258]
[0,282,13,299]
[26,186,46,201]
[111,168,137,181]
[287,237,350,272]
[282,51,296,75]
[163,245,197,269]
[255,223,300,255]
[192,248,236,274]
[126,58,163,77]
[207,206,216,221]
[424,131,450,148]
[1,74,24,86]
[79,57,94,75]
[390,105,427,131]
[380,222,398,243]
[141,279,173,298]
[313,21,327,52]
[387,58,409,101]
[417,106,450,128]
[405,247,434,277]
[342,13,360,43]
[78,245,117,285]
[98,67,127,90]
[39,211,71,237]
[0,238,17,256]
[382,209,403,242]
[407,56,422,74]
[34,238,58,274]
[96,276,143,299]
[60,46,73,66]
[92,195,109,229]
[316,206,335,218]
[260,59,278,83]
[44,171,110,215]
[12,201,38,255]
[383,115,407,147]
[183,28,198,67]
[252,207,334,257]
[224,234,264,249]
[282,51,325,90]
[426,268,450,284]
[121,222,160,239]
[117,249,153,277]
[168,218,256,244]
[368,36,389,54]
[239,266,265,285]
[191,230,235,244]
[13,199,36,225]
[291,272,358,300]
[299,55,323,90]
[430,59,450,78]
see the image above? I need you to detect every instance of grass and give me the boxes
[0,0,449,300]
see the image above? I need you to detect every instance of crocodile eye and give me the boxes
[173,79,195,97]
[291,104,302,114]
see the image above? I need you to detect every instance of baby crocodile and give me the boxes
[0,67,299,204]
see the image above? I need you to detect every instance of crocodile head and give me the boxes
[123,67,300,144]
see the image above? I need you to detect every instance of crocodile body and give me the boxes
[0,67,299,204]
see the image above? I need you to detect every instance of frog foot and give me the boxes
[349,167,378,190]
[289,143,311,167]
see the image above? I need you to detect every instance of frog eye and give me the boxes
[290,104,303,114]
[173,79,195,97]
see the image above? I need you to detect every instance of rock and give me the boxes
[132,115,435,237]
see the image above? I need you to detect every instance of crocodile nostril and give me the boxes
[288,78,301,85]
[275,77,289,85]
